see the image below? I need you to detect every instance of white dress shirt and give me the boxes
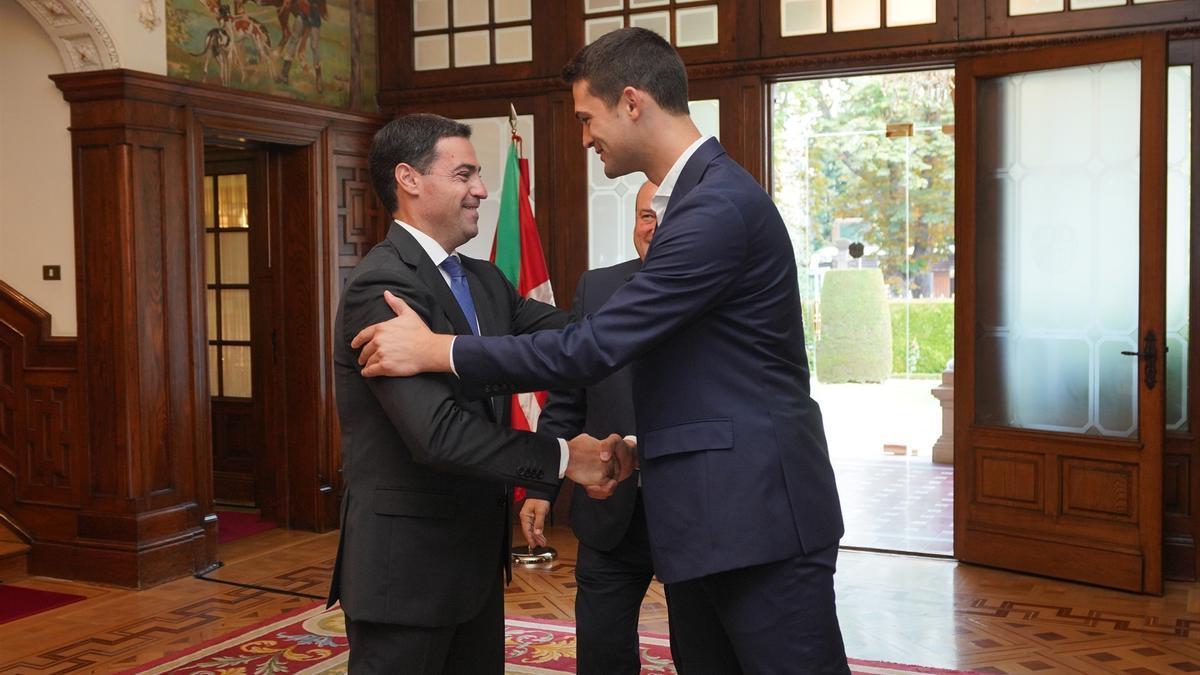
[650,135,712,226]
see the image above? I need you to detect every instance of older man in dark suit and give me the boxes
[328,113,632,674]
[519,180,659,674]
[353,30,850,674]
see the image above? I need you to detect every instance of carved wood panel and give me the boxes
[334,155,389,297]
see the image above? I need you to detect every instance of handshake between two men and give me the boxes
[350,291,638,499]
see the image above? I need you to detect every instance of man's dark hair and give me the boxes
[369,113,472,214]
[561,27,689,115]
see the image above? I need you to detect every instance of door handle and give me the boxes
[1120,330,1158,390]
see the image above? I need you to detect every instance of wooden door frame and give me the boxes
[953,34,1168,594]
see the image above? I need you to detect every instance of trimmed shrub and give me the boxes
[815,269,892,383]
[890,300,954,375]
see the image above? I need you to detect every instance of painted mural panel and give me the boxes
[167,0,378,111]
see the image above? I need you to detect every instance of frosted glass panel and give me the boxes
[1071,0,1123,7]
[1010,0,1064,15]
[629,11,670,42]
[221,289,251,341]
[833,0,881,31]
[208,345,219,396]
[413,0,449,30]
[454,30,490,67]
[494,26,532,64]
[206,289,217,338]
[1166,65,1192,431]
[222,346,252,398]
[586,16,624,44]
[494,0,531,21]
[1134,0,1177,3]
[675,5,718,47]
[453,113,535,261]
[219,231,249,284]
[630,0,669,6]
[203,176,214,228]
[781,0,826,36]
[888,0,936,26]
[217,174,247,228]
[204,233,216,284]
[975,61,1142,438]
[585,0,623,12]
[414,34,450,70]
[588,100,720,269]
[453,0,489,26]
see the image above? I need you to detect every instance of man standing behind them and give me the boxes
[520,180,662,674]
[328,113,632,674]
[353,29,850,674]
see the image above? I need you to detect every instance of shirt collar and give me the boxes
[650,135,711,226]
[395,219,454,268]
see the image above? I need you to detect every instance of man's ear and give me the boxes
[395,163,420,197]
[622,86,644,121]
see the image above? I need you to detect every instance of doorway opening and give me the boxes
[204,145,280,545]
[771,69,956,556]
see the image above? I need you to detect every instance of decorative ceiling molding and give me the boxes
[14,0,120,71]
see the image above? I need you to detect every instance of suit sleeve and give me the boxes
[344,266,561,492]
[453,193,748,396]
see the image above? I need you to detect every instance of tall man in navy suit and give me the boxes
[353,30,850,673]
[520,180,661,674]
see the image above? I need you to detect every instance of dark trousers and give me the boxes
[574,491,657,675]
[666,544,850,675]
[344,573,504,674]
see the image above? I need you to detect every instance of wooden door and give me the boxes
[954,35,1169,594]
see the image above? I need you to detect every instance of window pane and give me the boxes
[453,0,489,26]
[413,0,449,30]
[204,232,216,284]
[217,174,248,228]
[585,16,624,44]
[585,0,623,12]
[675,5,718,47]
[494,25,532,63]
[494,0,531,21]
[206,288,218,339]
[781,0,826,36]
[222,346,252,398]
[454,30,491,68]
[204,176,215,228]
[888,0,936,26]
[221,289,251,341]
[629,0,668,7]
[1166,65,1192,431]
[414,34,451,70]
[833,0,881,31]
[1009,0,1064,15]
[974,61,1141,437]
[1070,0,1123,6]
[219,231,249,284]
[208,345,220,396]
[629,11,670,42]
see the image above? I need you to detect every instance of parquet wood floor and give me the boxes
[2,526,1200,673]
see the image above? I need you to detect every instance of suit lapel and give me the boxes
[387,224,474,336]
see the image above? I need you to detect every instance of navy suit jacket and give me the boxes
[454,138,844,584]
[531,258,642,552]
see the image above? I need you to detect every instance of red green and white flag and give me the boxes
[492,134,554,502]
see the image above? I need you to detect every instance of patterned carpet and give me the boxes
[125,601,977,674]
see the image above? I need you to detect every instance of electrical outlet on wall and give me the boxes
[43,265,61,281]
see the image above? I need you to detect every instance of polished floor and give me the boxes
[834,456,955,555]
[2,526,1200,674]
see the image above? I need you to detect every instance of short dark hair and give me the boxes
[561,27,689,115]
[369,113,472,214]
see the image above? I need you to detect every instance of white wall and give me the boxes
[0,0,76,335]
[0,0,164,337]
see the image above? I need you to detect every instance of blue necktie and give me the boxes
[440,255,479,335]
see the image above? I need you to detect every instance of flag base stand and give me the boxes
[511,545,558,565]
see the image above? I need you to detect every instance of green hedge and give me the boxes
[890,300,954,375]
[815,269,892,383]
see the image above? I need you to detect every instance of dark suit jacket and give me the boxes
[531,258,641,552]
[328,224,567,627]
[453,138,844,584]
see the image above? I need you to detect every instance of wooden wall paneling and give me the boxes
[984,0,1199,40]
